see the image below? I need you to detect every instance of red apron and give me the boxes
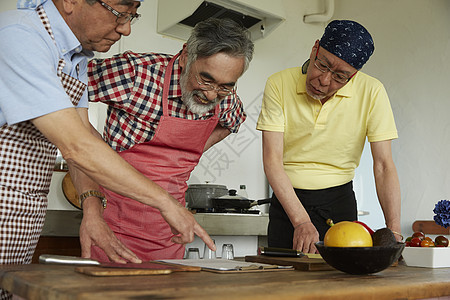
[92,54,219,261]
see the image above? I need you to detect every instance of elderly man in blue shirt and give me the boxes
[0,1,216,298]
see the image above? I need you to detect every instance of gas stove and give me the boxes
[189,207,261,214]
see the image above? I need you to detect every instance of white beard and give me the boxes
[306,89,326,101]
[182,90,219,115]
[179,66,220,115]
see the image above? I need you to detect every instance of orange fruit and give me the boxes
[324,221,373,247]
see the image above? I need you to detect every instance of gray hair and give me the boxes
[186,18,254,74]
[86,0,139,6]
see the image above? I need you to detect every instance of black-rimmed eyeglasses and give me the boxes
[193,66,235,97]
[97,0,141,25]
[314,45,357,84]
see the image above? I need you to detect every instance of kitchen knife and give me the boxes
[39,254,201,271]
[39,254,101,265]
[258,247,305,258]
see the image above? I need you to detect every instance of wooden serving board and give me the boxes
[245,255,333,271]
[412,220,450,235]
[75,261,201,277]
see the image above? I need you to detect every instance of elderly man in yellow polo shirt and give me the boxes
[257,20,401,254]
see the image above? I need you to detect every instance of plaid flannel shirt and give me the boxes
[88,51,246,152]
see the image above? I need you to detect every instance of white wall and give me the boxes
[2,0,448,238]
[0,1,15,10]
[332,0,450,237]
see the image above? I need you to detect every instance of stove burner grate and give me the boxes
[189,208,260,214]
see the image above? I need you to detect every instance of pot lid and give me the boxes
[214,189,249,200]
[188,184,227,189]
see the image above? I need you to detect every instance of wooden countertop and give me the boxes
[1,263,449,299]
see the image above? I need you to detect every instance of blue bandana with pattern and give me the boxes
[319,20,374,70]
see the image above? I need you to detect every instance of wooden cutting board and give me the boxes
[245,255,333,271]
[62,172,81,210]
[75,261,201,277]
[75,266,173,276]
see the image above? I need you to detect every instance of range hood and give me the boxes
[157,0,285,41]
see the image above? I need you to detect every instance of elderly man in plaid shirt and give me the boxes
[82,18,254,262]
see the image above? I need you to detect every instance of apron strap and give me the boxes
[162,53,179,117]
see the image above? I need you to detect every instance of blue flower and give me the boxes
[433,200,450,228]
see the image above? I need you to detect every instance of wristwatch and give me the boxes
[79,190,107,209]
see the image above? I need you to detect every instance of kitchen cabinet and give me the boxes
[32,210,83,263]
[32,237,80,264]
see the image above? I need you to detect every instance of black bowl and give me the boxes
[315,241,405,275]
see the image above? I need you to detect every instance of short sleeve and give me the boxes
[87,53,136,105]
[218,94,246,133]
[256,75,285,132]
[0,25,75,125]
[366,84,398,142]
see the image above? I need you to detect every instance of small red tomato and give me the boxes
[405,241,411,247]
[420,240,433,247]
[412,231,425,241]
[410,237,422,247]
[435,236,449,247]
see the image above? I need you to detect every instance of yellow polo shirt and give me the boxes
[256,67,398,190]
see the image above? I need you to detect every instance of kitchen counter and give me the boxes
[43,209,369,237]
[0,262,449,299]
[192,213,269,235]
[36,211,269,262]
[41,210,269,237]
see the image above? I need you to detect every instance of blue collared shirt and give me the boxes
[0,0,93,126]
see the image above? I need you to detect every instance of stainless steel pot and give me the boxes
[185,184,228,209]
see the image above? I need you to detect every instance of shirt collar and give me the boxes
[43,0,93,59]
[297,70,354,100]
[17,0,48,9]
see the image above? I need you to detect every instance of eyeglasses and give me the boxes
[97,0,141,25]
[194,66,235,97]
[313,46,357,84]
